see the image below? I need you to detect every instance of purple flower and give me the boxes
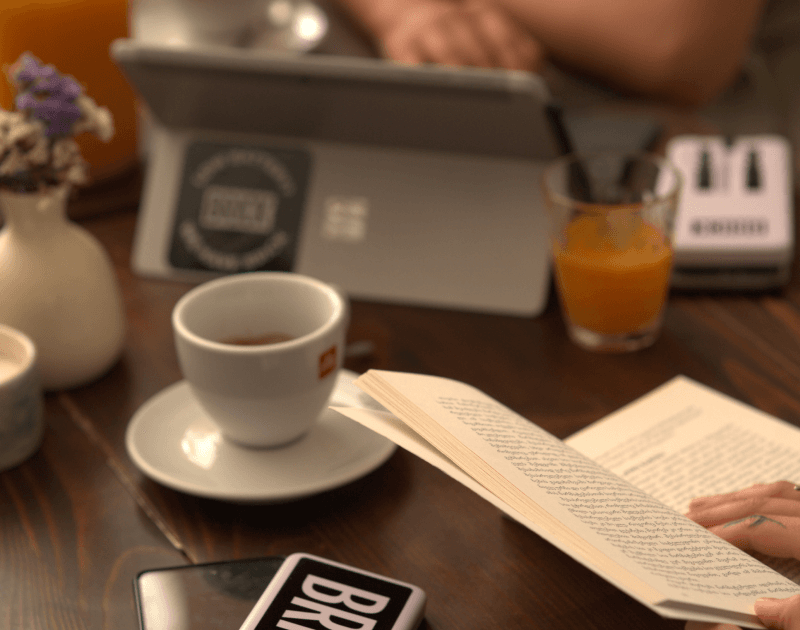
[9,54,84,137]
[0,52,115,191]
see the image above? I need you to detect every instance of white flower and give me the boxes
[4,116,40,146]
[0,109,25,131]
[72,95,114,142]
[24,135,50,166]
[51,138,82,171]
[52,139,89,185]
[63,162,88,185]
[0,146,28,176]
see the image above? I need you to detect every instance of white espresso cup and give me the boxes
[132,0,266,46]
[0,324,44,471]
[172,272,348,448]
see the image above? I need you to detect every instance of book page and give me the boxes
[346,370,800,626]
[334,406,665,612]
[565,375,800,581]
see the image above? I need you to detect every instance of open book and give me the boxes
[332,372,800,628]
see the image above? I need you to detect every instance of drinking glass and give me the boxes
[542,152,682,352]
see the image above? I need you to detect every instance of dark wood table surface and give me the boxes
[3,160,800,630]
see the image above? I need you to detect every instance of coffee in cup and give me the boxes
[221,333,295,346]
[172,272,348,448]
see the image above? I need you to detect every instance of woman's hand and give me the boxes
[684,481,800,630]
[380,0,544,72]
[685,481,800,559]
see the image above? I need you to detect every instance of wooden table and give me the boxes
[3,164,800,630]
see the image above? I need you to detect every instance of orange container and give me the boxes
[0,0,139,181]
[552,212,673,336]
[542,151,682,352]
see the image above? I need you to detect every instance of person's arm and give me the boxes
[334,0,767,106]
[464,0,768,106]
[332,0,545,71]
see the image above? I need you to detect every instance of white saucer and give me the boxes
[125,370,396,503]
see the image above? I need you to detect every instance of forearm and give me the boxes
[489,0,767,105]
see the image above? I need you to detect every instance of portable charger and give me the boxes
[238,553,427,630]
[666,134,794,289]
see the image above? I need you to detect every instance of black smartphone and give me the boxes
[133,557,285,630]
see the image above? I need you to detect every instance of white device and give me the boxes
[111,38,561,316]
[666,134,794,289]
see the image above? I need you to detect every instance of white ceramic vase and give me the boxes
[0,186,126,390]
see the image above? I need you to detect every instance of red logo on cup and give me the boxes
[318,345,337,379]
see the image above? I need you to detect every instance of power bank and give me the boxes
[666,134,794,289]
[238,553,427,630]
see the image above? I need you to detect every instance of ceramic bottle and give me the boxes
[0,186,126,390]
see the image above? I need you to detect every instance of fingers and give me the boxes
[706,515,800,558]
[418,11,496,68]
[460,2,543,71]
[687,483,800,629]
[689,498,800,528]
[381,1,453,65]
[685,481,800,561]
[688,482,799,515]
[381,0,544,72]
[687,482,800,525]
[755,594,800,630]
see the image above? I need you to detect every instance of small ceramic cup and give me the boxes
[132,0,267,46]
[172,272,348,448]
[0,324,44,471]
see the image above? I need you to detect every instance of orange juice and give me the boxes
[553,212,673,336]
[0,0,138,181]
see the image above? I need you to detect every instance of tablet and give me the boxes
[112,38,560,315]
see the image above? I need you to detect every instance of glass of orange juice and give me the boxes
[542,151,682,352]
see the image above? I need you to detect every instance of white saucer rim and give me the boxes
[125,372,396,503]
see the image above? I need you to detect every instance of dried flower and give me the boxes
[0,53,115,192]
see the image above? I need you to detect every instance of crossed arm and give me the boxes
[332,0,767,106]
